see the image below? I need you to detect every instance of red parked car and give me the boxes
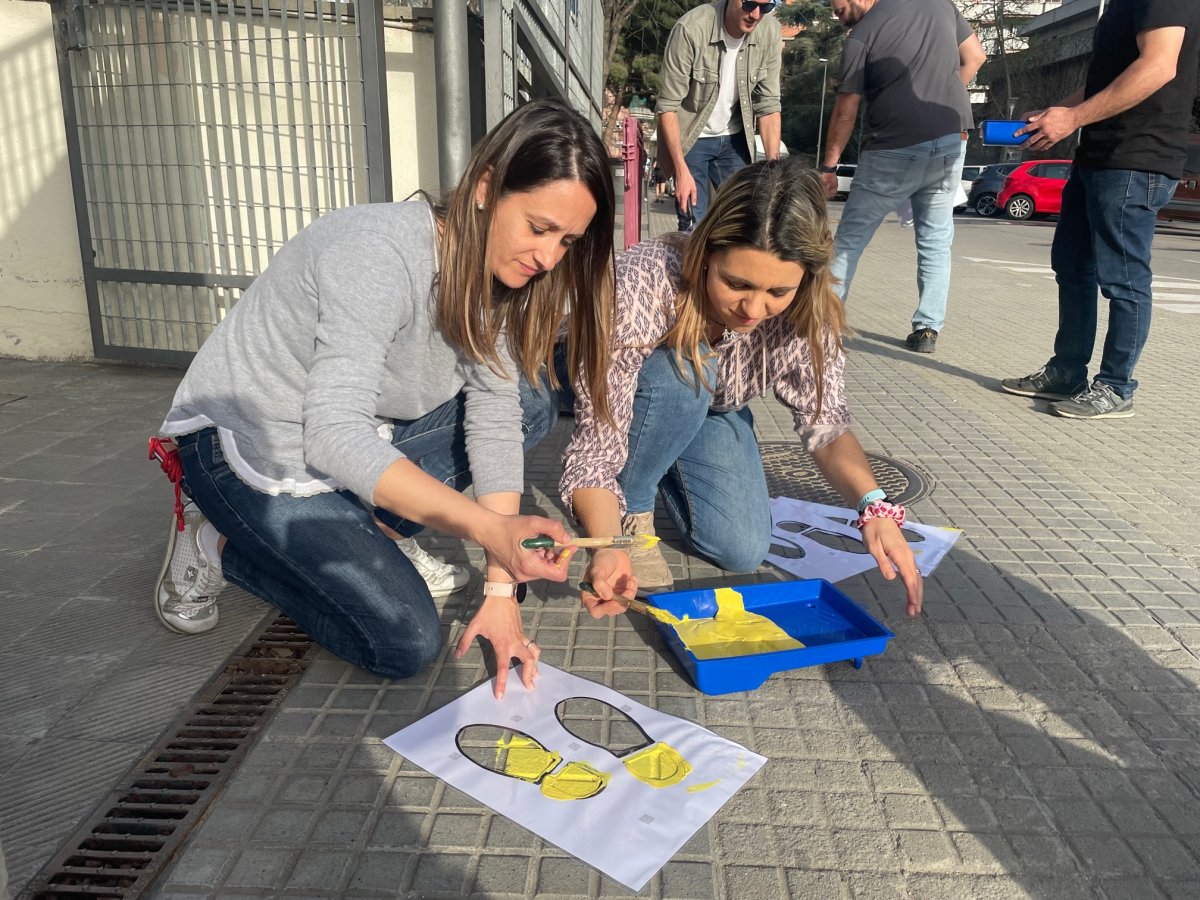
[997,159,1072,220]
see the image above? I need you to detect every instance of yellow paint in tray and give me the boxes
[660,587,804,661]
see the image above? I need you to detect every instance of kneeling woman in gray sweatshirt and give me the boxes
[152,99,616,700]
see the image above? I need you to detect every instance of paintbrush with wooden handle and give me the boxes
[521,534,661,551]
[578,582,676,623]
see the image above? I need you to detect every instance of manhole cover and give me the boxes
[759,443,931,507]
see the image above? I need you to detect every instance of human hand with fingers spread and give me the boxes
[454,593,542,700]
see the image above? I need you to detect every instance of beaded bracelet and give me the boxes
[855,499,906,530]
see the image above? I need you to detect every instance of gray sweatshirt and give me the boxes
[160,200,525,506]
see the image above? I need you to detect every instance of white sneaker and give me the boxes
[154,507,225,634]
[395,537,470,598]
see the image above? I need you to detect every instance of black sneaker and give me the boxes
[1000,365,1086,401]
[904,328,938,353]
[1051,381,1134,419]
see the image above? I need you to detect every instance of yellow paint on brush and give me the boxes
[495,735,561,783]
[686,779,721,793]
[668,588,804,660]
[539,761,611,800]
[642,604,681,625]
[622,742,693,788]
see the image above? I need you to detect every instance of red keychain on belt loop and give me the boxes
[148,436,186,532]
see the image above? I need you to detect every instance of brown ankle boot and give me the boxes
[621,511,674,596]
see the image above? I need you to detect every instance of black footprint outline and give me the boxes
[768,538,806,559]
[455,723,610,800]
[777,518,927,553]
[555,697,693,789]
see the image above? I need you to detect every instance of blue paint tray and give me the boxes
[647,579,894,695]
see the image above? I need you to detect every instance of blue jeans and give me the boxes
[831,134,966,332]
[176,373,561,680]
[617,347,771,573]
[1047,165,1177,399]
[676,132,752,231]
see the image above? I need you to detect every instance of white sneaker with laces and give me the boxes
[154,507,226,634]
[395,537,470,598]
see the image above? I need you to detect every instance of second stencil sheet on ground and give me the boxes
[383,663,766,892]
[767,496,961,582]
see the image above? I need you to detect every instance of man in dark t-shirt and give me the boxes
[820,0,985,354]
[1002,0,1200,419]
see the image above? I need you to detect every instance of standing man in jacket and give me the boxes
[1001,0,1200,419]
[656,0,783,231]
[819,0,985,354]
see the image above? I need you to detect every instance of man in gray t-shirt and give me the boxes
[819,0,984,354]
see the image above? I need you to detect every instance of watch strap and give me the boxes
[483,581,528,603]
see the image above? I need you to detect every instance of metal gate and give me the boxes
[51,0,391,366]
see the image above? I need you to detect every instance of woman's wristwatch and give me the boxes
[819,164,838,173]
[483,581,527,603]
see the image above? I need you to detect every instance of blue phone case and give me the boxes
[979,120,1029,146]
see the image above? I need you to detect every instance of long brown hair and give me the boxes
[435,99,615,423]
[666,157,846,415]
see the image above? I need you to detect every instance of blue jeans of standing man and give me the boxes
[1047,165,1177,400]
[831,133,966,332]
[676,131,752,231]
[617,347,771,573]
[175,373,561,680]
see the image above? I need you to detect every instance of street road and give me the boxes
[827,203,1200,314]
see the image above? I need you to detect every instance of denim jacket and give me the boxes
[655,1,783,159]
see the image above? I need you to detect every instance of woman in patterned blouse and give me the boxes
[560,156,923,617]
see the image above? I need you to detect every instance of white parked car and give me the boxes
[754,134,790,158]
[833,164,856,199]
[958,165,986,210]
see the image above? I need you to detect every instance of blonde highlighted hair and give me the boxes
[666,157,846,415]
[434,99,615,424]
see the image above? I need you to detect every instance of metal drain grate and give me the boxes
[759,443,932,507]
[18,616,317,900]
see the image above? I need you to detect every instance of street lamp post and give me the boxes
[1006,96,1020,161]
[815,57,829,164]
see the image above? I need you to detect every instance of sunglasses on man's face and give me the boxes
[739,0,778,13]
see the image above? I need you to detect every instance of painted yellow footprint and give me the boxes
[555,697,693,789]
[455,724,610,801]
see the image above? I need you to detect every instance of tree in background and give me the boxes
[601,0,705,152]
[777,1,855,163]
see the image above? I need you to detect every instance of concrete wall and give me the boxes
[0,1,440,362]
[0,0,92,361]
[386,18,440,201]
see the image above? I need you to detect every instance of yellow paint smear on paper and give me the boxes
[540,761,610,800]
[686,779,721,793]
[495,735,561,783]
[623,742,693,788]
[667,588,804,660]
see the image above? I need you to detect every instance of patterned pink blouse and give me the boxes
[560,236,854,515]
